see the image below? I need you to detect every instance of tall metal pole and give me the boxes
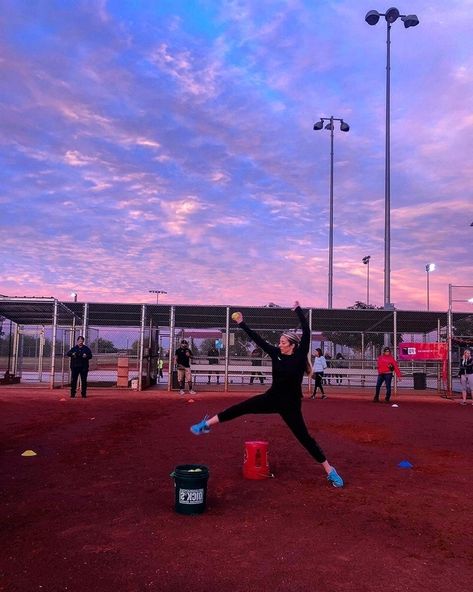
[426,269,430,311]
[367,258,370,306]
[328,116,334,309]
[447,284,453,397]
[384,21,391,308]
[314,116,349,309]
[366,7,419,307]
[50,300,58,389]
[138,304,146,391]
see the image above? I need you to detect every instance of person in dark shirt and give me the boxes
[249,346,265,385]
[334,352,345,385]
[174,339,196,395]
[207,345,220,384]
[190,302,344,488]
[458,348,473,405]
[66,336,93,398]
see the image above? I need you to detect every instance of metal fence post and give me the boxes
[224,307,230,393]
[11,323,20,377]
[393,309,398,396]
[168,306,175,392]
[38,326,45,382]
[447,304,453,397]
[308,308,313,395]
[49,299,58,389]
[82,303,89,341]
[138,305,146,391]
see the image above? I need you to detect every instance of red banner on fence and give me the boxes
[398,342,448,381]
[398,342,447,361]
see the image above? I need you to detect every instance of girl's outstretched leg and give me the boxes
[190,394,276,435]
[280,404,344,488]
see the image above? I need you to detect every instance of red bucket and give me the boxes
[243,441,270,480]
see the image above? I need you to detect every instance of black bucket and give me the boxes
[170,464,209,515]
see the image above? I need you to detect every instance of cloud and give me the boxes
[1,0,471,312]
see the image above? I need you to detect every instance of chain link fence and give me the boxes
[1,297,472,394]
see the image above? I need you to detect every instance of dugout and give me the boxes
[2,295,472,394]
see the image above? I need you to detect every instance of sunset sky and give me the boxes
[1,0,472,311]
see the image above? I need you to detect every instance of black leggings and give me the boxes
[71,367,88,396]
[313,372,325,395]
[217,393,326,463]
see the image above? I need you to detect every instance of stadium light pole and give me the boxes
[149,289,167,304]
[365,7,419,310]
[313,116,350,309]
[70,292,78,302]
[425,263,436,311]
[362,256,371,305]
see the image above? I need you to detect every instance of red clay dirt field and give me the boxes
[1,386,472,592]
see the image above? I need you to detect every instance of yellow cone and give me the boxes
[21,450,37,457]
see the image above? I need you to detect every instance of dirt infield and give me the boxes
[1,387,472,592]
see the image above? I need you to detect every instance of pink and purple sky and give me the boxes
[1,1,472,310]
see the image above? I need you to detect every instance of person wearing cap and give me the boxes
[458,348,473,405]
[174,339,196,395]
[66,336,93,398]
[190,301,344,488]
[373,346,402,403]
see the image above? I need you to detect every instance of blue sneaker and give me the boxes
[327,467,344,488]
[190,415,210,435]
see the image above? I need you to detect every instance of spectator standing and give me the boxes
[207,344,220,384]
[373,346,402,403]
[157,358,164,381]
[67,336,92,398]
[174,339,196,395]
[249,346,265,385]
[458,348,473,405]
[310,348,327,399]
[334,353,345,385]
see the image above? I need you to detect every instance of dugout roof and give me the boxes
[0,297,79,326]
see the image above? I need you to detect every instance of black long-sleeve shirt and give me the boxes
[238,306,310,401]
[458,356,473,375]
[66,345,92,370]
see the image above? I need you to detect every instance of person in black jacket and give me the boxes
[249,346,265,385]
[190,302,344,488]
[458,348,473,405]
[207,345,220,384]
[175,340,196,395]
[66,336,93,398]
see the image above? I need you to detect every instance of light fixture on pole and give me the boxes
[70,292,78,302]
[149,289,167,304]
[313,116,350,309]
[362,256,371,305]
[365,7,419,310]
[425,263,436,311]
